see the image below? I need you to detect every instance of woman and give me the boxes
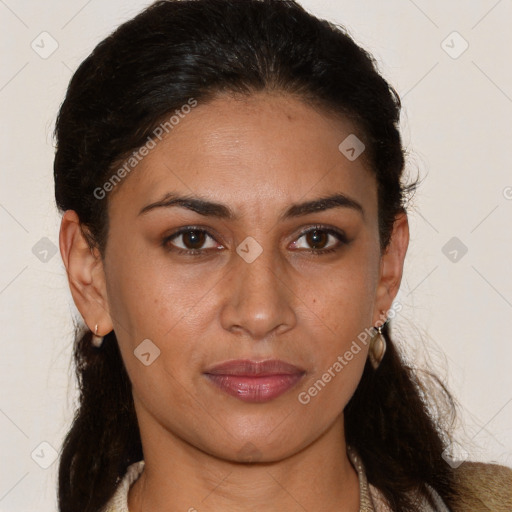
[54,1,512,511]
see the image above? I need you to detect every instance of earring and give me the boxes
[91,324,104,348]
[369,319,387,370]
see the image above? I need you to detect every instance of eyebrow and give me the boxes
[138,192,364,220]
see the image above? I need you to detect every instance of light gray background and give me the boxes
[1,1,511,510]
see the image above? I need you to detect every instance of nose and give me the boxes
[219,246,297,341]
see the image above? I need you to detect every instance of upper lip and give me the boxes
[204,359,305,376]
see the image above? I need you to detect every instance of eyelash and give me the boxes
[162,224,349,257]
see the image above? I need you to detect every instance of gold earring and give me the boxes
[91,324,104,348]
[369,322,386,370]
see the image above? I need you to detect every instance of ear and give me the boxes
[59,210,113,337]
[373,211,409,325]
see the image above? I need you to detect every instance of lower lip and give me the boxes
[205,374,304,403]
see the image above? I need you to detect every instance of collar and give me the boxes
[102,446,449,512]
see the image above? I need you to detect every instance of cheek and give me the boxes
[297,347,367,416]
[295,246,378,402]
[301,280,372,385]
[303,252,378,343]
[295,276,373,416]
[105,245,202,337]
[311,279,373,334]
[105,255,216,387]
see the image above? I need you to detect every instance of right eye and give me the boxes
[162,227,224,256]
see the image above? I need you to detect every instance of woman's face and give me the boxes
[86,92,407,462]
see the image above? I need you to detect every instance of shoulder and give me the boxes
[451,460,512,512]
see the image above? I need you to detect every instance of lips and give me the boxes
[204,359,305,403]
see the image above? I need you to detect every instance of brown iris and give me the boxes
[182,230,207,249]
[306,229,328,249]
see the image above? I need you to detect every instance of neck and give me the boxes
[128,414,360,512]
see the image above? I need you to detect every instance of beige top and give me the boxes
[100,446,450,512]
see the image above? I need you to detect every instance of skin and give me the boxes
[59,91,409,512]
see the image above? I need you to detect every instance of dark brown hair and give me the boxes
[54,1,458,510]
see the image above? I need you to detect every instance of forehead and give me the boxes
[107,91,377,220]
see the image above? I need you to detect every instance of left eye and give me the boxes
[292,227,347,251]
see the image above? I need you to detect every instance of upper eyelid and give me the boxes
[167,225,224,242]
[292,226,348,248]
[166,224,347,247]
